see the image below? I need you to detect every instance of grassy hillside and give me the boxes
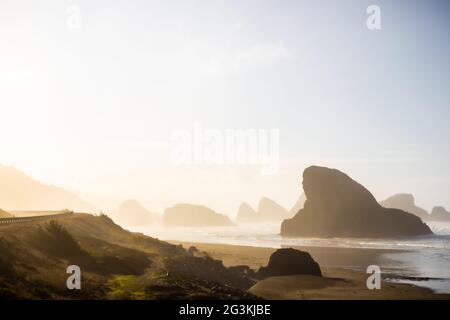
[0,213,256,300]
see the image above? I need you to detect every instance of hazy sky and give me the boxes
[1,0,449,215]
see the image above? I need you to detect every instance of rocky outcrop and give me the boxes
[235,198,290,224]
[163,204,234,227]
[257,248,321,278]
[235,202,258,224]
[380,194,429,221]
[429,206,450,222]
[281,166,432,238]
[258,198,290,221]
[0,209,12,218]
[166,253,256,290]
[117,200,160,226]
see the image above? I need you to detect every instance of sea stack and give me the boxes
[235,198,290,224]
[380,194,429,221]
[117,200,160,226]
[235,202,258,224]
[429,206,450,222]
[289,193,306,216]
[257,198,290,221]
[281,166,432,238]
[163,204,234,227]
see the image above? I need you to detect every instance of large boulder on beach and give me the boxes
[429,206,450,222]
[258,248,322,278]
[380,194,429,221]
[281,166,433,238]
[163,204,234,227]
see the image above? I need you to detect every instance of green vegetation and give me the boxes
[107,275,148,300]
[33,220,86,258]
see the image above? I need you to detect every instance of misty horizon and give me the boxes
[0,162,446,219]
[1,1,449,215]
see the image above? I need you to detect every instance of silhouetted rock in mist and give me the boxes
[281,166,432,238]
[117,200,160,226]
[380,194,429,221]
[289,193,306,216]
[163,204,234,227]
[429,206,450,222]
[235,202,258,224]
[0,165,95,212]
[258,197,290,221]
[235,198,290,224]
[258,248,322,278]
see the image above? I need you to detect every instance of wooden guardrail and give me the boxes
[0,211,74,225]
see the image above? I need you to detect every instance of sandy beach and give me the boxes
[171,241,450,300]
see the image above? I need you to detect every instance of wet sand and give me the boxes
[171,241,450,300]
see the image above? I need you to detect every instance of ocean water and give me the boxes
[132,221,450,294]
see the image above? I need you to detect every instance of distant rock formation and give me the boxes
[163,204,234,227]
[289,193,306,216]
[235,198,290,224]
[0,165,95,212]
[258,248,322,278]
[429,206,450,222]
[258,197,290,221]
[0,209,12,218]
[235,202,258,224]
[117,200,160,226]
[281,166,432,238]
[380,194,429,221]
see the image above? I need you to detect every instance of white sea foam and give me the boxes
[133,221,450,251]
